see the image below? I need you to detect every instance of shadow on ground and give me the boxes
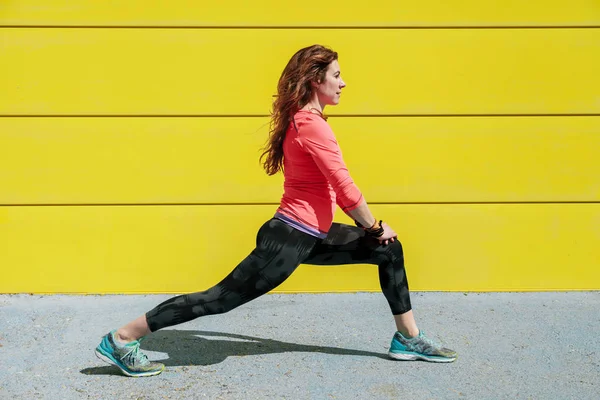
[81,330,389,376]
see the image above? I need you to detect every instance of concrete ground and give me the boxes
[1,292,598,400]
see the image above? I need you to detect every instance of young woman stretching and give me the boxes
[95,44,457,377]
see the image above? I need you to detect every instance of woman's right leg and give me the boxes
[143,218,318,332]
[96,218,318,376]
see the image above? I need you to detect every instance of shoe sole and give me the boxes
[388,351,456,363]
[95,348,164,377]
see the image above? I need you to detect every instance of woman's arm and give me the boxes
[348,200,397,245]
[301,118,397,244]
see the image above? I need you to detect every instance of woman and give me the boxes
[95,44,457,377]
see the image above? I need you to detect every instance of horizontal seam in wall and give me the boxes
[1,25,599,29]
[1,114,600,118]
[1,202,599,207]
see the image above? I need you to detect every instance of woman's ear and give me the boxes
[311,79,320,89]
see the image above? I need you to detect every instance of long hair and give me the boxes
[260,44,338,175]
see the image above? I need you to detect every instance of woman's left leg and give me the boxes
[302,223,415,332]
[302,222,457,363]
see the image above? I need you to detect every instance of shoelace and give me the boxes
[119,341,150,366]
[417,331,443,351]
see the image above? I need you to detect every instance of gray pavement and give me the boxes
[1,292,599,399]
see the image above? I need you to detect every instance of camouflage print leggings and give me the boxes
[145,218,412,332]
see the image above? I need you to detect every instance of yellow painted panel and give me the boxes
[2,117,599,204]
[1,1,598,26]
[0,204,598,293]
[2,29,599,115]
[0,117,272,205]
[336,117,600,203]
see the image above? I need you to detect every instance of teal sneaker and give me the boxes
[95,330,165,377]
[388,330,457,363]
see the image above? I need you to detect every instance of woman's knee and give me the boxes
[390,239,403,253]
[378,239,404,265]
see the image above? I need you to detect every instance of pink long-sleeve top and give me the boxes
[274,110,363,238]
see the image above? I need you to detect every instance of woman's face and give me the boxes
[316,60,346,106]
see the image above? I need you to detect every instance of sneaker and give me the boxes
[95,330,165,377]
[388,330,457,363]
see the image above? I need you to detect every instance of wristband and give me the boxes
[355,219,385,237]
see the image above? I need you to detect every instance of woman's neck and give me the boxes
[301,96,324,114]
[301,103,324,115]
[299,104,327,120]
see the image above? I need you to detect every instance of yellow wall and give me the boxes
[1,1,599,293]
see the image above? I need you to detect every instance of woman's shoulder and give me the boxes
[294,111,332,133]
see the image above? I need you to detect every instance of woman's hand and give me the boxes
[377,222,397,246]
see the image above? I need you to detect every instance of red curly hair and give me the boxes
[260,44,338,175]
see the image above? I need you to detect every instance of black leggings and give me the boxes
[145,218,412,332]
